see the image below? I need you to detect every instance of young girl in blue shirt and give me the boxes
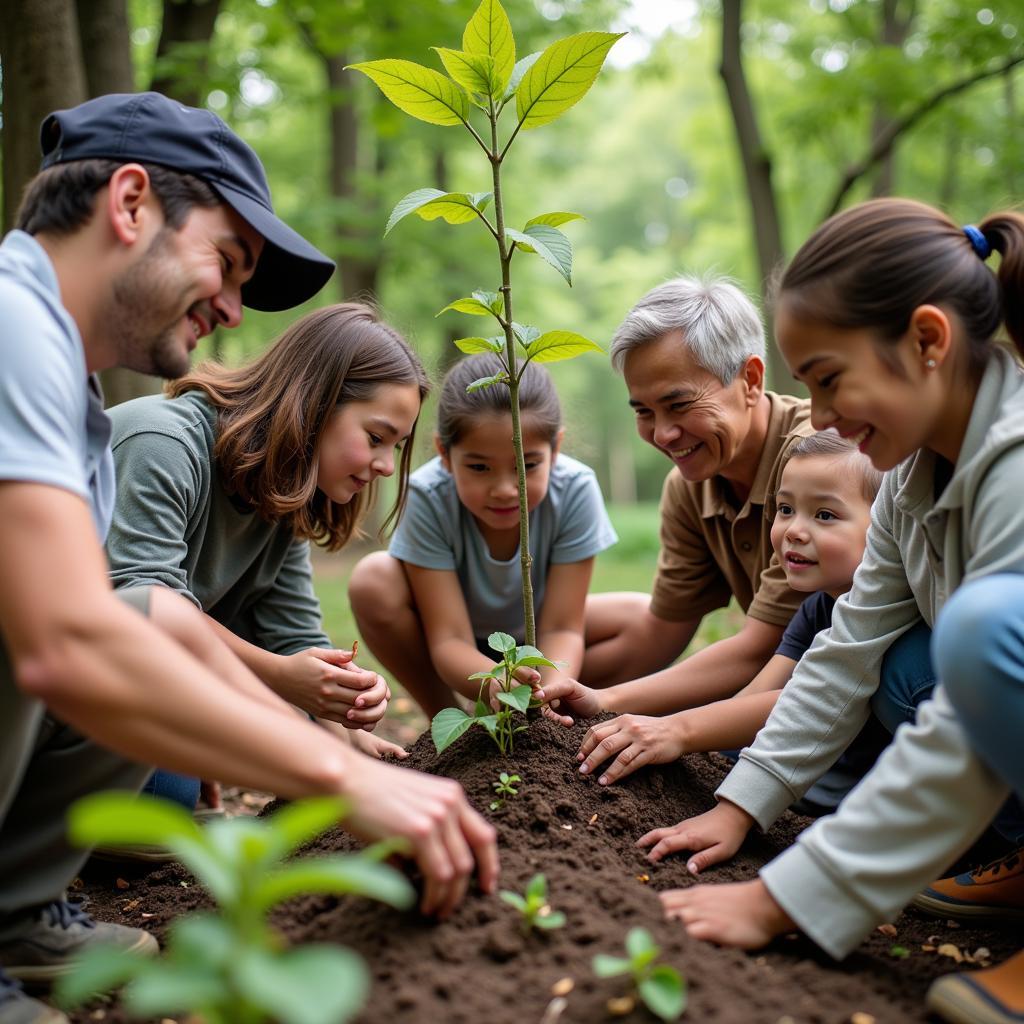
[349,353,617,717]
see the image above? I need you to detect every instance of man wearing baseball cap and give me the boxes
[0,93,498,1024]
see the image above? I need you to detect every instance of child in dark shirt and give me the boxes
[565,430,881,786]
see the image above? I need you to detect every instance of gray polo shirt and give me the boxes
[0,231,114,536]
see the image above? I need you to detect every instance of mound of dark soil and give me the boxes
[78,717,1017,1024]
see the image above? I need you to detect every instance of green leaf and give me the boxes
[526,330,603,364]
[525,873,547,900]
[433,47,495,96]
[638,966,687,1022]
[496,683,532,713]
[463,0,515,94]
[503,51,540,101]
[505,225,572,284]
[470,192,494,212]
[54,946,148,1008]
[592,954,631,978]
[454,336,504,355]
[166,914,234,970]
[254,857,414,912]
[431,707,475,753]
[626,926,658,961]
[345,59,469,126]
[467,372,509,393]
[437,296,498,318]
[516,32,624,131]
[488,631,518,654]
[123,963,224,1017]
[468,667,504,681]
[499,890,527,912]
[476,713,499,736]
[511,322,541,347]
[525,212,585,229]
[535,911,566,930]
[262,797,348,859]
[67,792,200,849]
[234,946,369,1024]
[474,289,504,314]
[386,189,493,236]
[513,644,559,668]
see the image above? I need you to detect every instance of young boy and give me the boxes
[541,431,880,790]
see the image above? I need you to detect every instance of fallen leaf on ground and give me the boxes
[876,923,897,938]
[850,1013,876,1024]
[115,878,129,891]
[937,944,963,962]
[122,899,140,912]
[588,813,598,824]
[551,977,574,997]
[636,873,650,883]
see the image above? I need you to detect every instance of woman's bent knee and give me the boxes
[347,551,408,617]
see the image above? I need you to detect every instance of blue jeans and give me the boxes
[933,574,1024,820]
[871,604,1024,844]
[142,770,200,812]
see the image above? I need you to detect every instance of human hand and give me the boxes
[282,648,391,729]
[349,728,409,760]
[660,879,795,948]
[534,676,603,725]
[636,798,754,872]
[341,753,500,919]
[576,713,686,785]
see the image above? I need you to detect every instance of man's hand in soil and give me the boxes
[341,753,499,919]
[660,878,795,948]
[534,676,604,726]
[280,647,391,728]
[636,798,754,872]
[576,713,686,784]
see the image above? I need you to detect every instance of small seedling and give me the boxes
[500,873,566,933]
[490,771,522,810]
[593,927,686,1022]
[56,793,414,1024]
[889,944,911,959]
[432,631,560,755]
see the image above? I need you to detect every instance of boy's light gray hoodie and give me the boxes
[716,345,1024,959]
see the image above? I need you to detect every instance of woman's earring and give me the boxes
[925,358,937,369]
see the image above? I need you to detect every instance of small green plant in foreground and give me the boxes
[593,927,687,1022]
[432,631,559,755]
[56,793,414,1024]
[500,873,566,933]
[490,771,522,810]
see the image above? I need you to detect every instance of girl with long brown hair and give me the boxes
[105,302,429,808]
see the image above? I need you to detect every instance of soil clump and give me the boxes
[76,716,1017,1023]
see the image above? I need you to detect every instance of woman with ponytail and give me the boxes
[644,200,1024,1023]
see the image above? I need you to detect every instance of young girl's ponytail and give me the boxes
[978,212,1024,359]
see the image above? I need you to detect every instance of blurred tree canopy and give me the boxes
[1,0,1021,502]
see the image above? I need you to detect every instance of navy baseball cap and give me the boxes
[39,92,335,312]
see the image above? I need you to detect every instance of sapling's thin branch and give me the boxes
[499,116,526,163]
[488,97,537,648]
[475,210,501,243]
[460,115,492,157]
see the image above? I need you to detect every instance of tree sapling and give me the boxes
[56,793,414,1024]
[490,771,522,810]
[499,873,566,934]
[592,927,686,1021]
[348,0,620,755]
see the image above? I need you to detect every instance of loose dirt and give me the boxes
[77,716,1017,1024]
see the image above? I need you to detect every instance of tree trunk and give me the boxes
[151,0,222,107]
[717,0,790,393]
[869,0,914,197]
[75,0,162,407]
[326,53,382,301]
[0,0,87,232]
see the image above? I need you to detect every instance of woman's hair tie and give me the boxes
[963,224,992,261]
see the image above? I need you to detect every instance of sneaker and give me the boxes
[926,949,1024,1024]
[912,847,1024,923]
[88,842,176,865]
[0,971,67,1024]
[0,901,157,985]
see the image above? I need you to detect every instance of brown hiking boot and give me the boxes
[926,949,1024,1024]
[912,846,1024,923]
